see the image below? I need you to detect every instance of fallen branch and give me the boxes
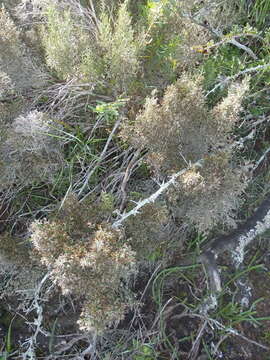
[199,193,270,292]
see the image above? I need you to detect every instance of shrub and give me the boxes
[101,0,143,94]
[0,111,63,190]
[30,194,136,333]
[125,201,170,261]
[0,232,45,302]
[122,75,210,173]
[0,5,47,92]
[139,0,211,87]
[40,0,145,95]
[81,0,146,94]
[167,152,247,232]
[122,75,249,231]
[40,2,90,80]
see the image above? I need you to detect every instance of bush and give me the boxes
[125,201,170,261]
[0,111,63,190]
[122,75,249,231]
[167,152,247,231]
[40,0,145,95]
[30,194,136,333]
[139,0,211,87]
[40,2,90,81]
[0,5,47,93]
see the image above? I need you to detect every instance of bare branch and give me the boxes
[112,160,204,228]
[206,64,270,97]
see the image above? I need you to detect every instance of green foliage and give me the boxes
[89,98,128,124]
[139,0,210,87]
[41,0,145,95]
[202,45,247,105]
[40,3,89,80]
[249,0,270,28]
[100,1,143,94]
[132,340,158,360]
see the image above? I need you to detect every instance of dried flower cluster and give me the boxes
[30,194,136,333]
[168,152,246,231]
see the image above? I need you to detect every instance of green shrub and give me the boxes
[40,0,145,95]
[40,2,90,80]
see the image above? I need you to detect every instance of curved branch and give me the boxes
[199,194,270,293]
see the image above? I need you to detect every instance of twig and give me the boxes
[45,334,95,359]
[253,146,270,172]
[229,38,258,60]
[206,64,270,97]
[180,313,270,352]
[77,117,122,196]
[188,320,208,359]
[209,317,270,351]
[119,149,142,211]
[185,12,259,60]
[112,160,204,228]
[21,272,51,360]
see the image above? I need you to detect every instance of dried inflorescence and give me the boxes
[30,194,136,333]
[122,75,248,231]
[168,152,247,232]
[123,75,248,173]
[0,110,64,189]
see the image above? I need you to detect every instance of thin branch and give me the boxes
[229,38,258,60]
[253,146,270,172]
[188,320,208,359]
[77,117,122,196]
[21,272,51,360]
[112,160,204,228]
[206,64,270,97]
